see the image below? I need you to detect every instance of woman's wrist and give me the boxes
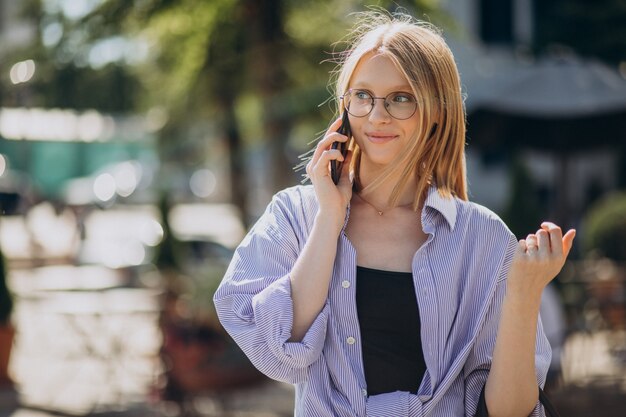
[504,281,543,312]
[314,210,346,235]
[506,267,546,299]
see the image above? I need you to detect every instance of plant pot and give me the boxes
[0,323,15,387]
[160,318,265,401]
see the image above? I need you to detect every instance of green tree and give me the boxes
[13,0,450,224]
[583,192,626,261]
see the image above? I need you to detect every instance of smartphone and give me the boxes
[331,110,351,184]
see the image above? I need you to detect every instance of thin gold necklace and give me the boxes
[354,192,412,216]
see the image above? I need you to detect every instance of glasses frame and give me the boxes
[340,88,419,120]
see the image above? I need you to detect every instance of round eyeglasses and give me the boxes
[340,89,418,120]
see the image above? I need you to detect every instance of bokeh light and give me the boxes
[0,154,6,177]
[114,161,139,197]
[9,59,36,84]
[189,168,217,198]
[93,172,116,202]
[139,218,164,247]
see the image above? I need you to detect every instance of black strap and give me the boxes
[538,388,561,417]
[475,385,561,417]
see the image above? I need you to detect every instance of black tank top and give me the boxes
[355,265,426,395]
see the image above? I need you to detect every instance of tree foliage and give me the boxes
[583,192,626,261]
[7,0,449,220]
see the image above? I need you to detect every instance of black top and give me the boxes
[355,265,426,395]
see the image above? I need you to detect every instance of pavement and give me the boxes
[0,261,296,417]
[2,263,624,417]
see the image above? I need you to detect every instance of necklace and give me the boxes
[354,192,412,216]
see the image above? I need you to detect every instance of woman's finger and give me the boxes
[562,229,576,257]
[310,123,349,166]
[517,239,528,256]
[311,149,345,179]
[536,229,550,256]
[525,234,538,253]
[337,149,354,189]
[541,222,564,256]
[328,116,343,132]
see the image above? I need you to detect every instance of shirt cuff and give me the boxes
[251,274,329,369]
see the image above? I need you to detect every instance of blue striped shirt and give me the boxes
[214,185,551,416]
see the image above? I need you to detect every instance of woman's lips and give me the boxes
[366,133,399,144]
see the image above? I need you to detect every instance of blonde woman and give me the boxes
[214,11,575,417]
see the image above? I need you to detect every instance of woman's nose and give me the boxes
[368,99,391,123]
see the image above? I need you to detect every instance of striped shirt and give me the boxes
[214,185,551,417]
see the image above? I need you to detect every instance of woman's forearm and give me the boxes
[485,225,575,416]
[485,288,542,417]
[288,212,343,341]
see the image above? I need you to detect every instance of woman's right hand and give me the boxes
[306,117,354,229]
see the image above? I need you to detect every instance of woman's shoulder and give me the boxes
[453,199,518,282]
[245,185,317,243]
[459,199,504,222]
[272,184,317,211]
[454,198,514,238]
[266,184,319,227]
[274,184,315,202]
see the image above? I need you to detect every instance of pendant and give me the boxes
[377,211,383,216]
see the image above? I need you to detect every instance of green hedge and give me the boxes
[583,192,626,261]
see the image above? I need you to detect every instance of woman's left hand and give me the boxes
[507,222,576,298]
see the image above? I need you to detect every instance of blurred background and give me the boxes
[0,0,625,416]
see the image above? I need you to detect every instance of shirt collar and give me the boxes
[423,185,457,230]
[340,185,457,233]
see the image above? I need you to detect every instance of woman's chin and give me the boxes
[361,155,397,170]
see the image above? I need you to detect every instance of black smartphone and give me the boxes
[331,110,351,184]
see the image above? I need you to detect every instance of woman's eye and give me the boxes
[355,91,371,100]
[391,93,415,103]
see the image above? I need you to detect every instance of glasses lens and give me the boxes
[345,90,372,117]
[385,92,418,120]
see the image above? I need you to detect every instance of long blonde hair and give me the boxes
[334,11,468,208]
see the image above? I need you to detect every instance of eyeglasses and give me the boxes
[340,89,418,120]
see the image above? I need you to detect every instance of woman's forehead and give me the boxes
[350,52,411,92]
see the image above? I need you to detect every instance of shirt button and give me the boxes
[346,336,356,345]
[361,388,368,397]
[341,280,350,288]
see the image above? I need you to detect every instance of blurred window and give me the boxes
[480,0,514,45]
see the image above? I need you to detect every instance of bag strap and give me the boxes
[538,388,561,417]
[475,385,561,417]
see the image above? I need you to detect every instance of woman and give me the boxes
[214,11,575,417]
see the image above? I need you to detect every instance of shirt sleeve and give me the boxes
[463,235,552,417]
[213,191,328,384]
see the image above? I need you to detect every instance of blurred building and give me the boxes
[442,0,624,231]
[0,107,158,201]
[0,1,158,204]
[1,0,624,227]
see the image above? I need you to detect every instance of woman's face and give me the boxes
[347,52,421,172]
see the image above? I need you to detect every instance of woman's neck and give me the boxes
[356,163,418,209]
